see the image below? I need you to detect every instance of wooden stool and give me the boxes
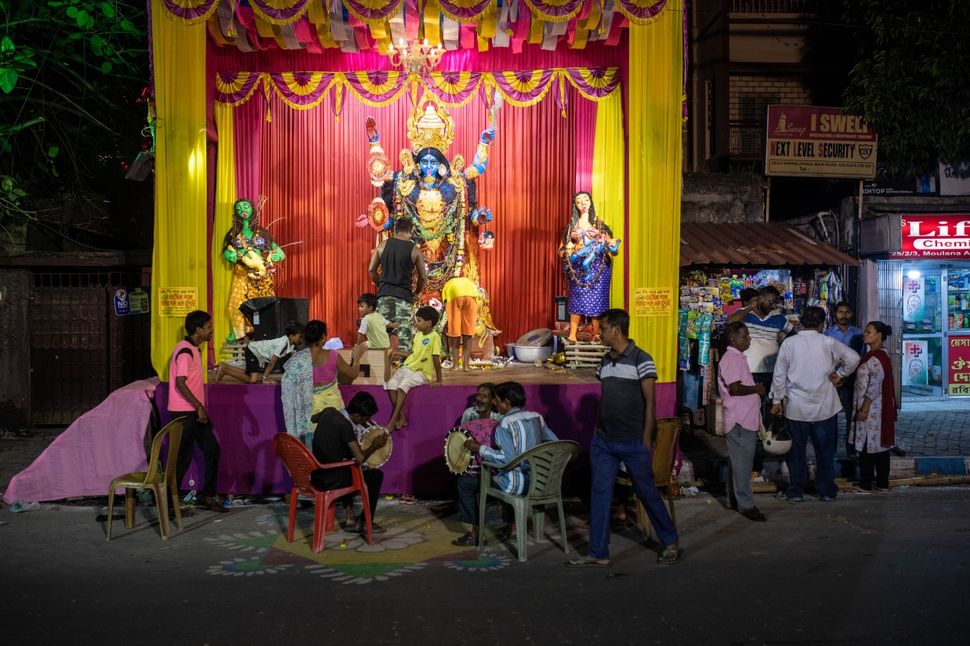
[360,348,390,383]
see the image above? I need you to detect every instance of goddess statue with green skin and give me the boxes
[223,198,285,342]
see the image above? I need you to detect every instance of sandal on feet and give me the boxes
[451,532,477,547]
[355,521,385,535]
[657,545,681,565]
[565,557,610,568]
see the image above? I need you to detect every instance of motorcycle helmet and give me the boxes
[761,411,791,455]
[762,429,792,455]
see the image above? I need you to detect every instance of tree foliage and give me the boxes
[842,0,970,175]
[0,0,149,249]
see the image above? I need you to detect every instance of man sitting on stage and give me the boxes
[310,392,388,534]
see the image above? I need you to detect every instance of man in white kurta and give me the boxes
[770,306,859,502]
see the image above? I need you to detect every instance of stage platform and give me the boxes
[159,363,677,497]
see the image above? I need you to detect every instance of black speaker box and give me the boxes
[239,297,309,340]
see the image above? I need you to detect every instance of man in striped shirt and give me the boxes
[465,381,558,495]
[728,285,794,412]
[567,308,680,567]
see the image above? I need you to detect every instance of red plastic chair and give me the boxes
[273,433,373,552]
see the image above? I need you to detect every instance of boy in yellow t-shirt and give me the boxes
[384,305,442,430]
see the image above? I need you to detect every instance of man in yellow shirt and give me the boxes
[441,276,481,372]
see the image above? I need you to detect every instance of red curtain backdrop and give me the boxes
[211,42,625,345]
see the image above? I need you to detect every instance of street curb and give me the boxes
[910,457,970,476]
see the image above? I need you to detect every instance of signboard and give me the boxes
[158,287,197,318]
[113,288,150,317]
[948,337,970,396]
[902,276,926,325]
[891,214,970,258]
[939,162,970,196]
[633,288,673,317]
[765,105,877,178]
[902,340,928,387]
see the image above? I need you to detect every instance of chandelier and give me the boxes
[387,38,445,76]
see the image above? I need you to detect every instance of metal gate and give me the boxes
[29,272,153,426]
[877,260,903,405]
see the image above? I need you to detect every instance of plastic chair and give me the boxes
[273,433,373,553]
[632,417,683,539]
[477,440,580,562]
[106,417,185,541]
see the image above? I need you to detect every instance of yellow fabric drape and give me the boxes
[212,102,237,352]
[626,0,682,383]
[590,90,625,309]
[151,0,209,378]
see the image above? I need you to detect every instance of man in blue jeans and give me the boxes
[566,308,680,568]
[771,306,860,502]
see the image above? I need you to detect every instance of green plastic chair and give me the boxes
[106,417,185,540]
[477,440,581,562]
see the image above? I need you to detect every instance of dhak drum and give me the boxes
[444,427,473,475]
[358,424,393,468]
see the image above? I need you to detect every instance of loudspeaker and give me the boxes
[239,297,309,340]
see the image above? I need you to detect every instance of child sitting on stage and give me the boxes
[215,322,304,384]
[384,305,442,430]
[356,292,398,360]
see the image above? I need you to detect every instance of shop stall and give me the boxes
[861,213,970,402]
[677,222,859,427]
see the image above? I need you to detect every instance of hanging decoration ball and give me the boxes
[368,198,390,231]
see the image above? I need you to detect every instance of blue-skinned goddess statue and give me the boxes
[364,96,502,342]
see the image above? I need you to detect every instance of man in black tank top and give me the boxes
[368,219,427,354]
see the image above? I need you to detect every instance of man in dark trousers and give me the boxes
[168,310,226,513]
[310,392,388,534]
[824,301,865,457]
[566,308,680,568]
[368,218,427,355]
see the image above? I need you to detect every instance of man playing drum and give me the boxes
[310,392,388,534]
[450,383,500,547]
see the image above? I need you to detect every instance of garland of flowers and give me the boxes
[394,182,467,291]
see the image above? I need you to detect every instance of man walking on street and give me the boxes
[824,301,864,457]
[368,218,427,355]
[771,306,859,502]
[168,310,227,513]
[566,308,680,568]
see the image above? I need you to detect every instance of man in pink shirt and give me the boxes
[168,310,226,513]
[718,321,767,521]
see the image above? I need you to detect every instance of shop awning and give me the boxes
[680,222,859,267]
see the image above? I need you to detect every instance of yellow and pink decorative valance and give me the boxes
[158,0,670,51]
[215,67,620,114]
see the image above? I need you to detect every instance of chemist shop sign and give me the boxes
[948,337,970,397]
[892,214,970,258]
[765,105,877,178]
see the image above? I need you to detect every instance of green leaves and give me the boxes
[1,36,14,54]
[99,1,115,18]
[842,0,970,174]
[0,67,17,94]
[1,176,28,206]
